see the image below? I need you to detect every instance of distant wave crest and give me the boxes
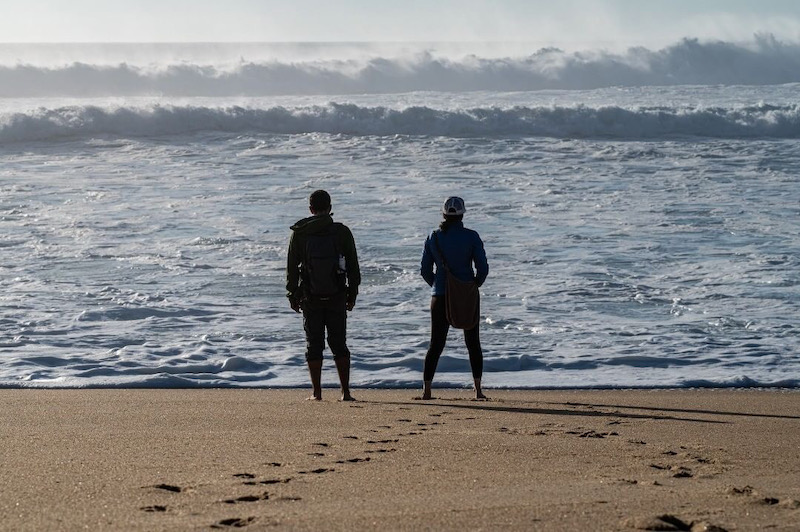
[3,36,800,96]
[3,102,800,141]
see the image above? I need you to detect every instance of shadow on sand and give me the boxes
[370,399,731,424]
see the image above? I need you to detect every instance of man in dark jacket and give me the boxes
[286,190,360,401]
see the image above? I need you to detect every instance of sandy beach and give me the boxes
[1,389,798,531]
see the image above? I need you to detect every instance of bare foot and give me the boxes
[474,392,488,400]
[414,394,434,400]
[340,394,356,402]
[306,395,322,401]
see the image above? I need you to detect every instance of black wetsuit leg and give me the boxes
[464,325,483,379]
[423,296,449,381]
[424,296,483,381]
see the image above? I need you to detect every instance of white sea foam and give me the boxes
[2,102,800,142]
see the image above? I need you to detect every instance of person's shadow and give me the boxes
[373,398,734,424]
[538,399,800,421]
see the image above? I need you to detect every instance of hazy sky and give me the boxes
[3,0,800,46]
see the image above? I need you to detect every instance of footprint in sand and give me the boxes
[140,505,167,512]
[312,442,329,447]
[578,430,619,438]
[752,493,798,508]
[727,486,800,509]
[259,478,292,485]
[264,462,282,467]
[233,473,256,479]
[649,464,693,478]
[224,493,269,504]
[151,483,183,493]
[212,516,256,528]
[727,485,755,496]
[365,448,396,454]
[367,439,399,444]
[625,514,728,531]
[397,419,412,423]
[335,457,371,464]
[343,435,359,440]
[298,468,334,474]
[308,452,326,457]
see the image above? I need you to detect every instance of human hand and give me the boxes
[346,293,357,311]
[290,298,301,313]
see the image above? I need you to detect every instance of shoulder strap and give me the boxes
[433,231,450,272]
[329,223,341,254]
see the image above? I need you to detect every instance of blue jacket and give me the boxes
[420,221,488,296]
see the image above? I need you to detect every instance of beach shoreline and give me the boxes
[2,388,798,531]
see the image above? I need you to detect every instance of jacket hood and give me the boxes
[290,213,333,234]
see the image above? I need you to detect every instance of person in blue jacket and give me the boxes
[419,196,489,400]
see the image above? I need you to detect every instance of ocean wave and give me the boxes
[3,102,800,141]
[2,36,800,97]
[2,373,797,389]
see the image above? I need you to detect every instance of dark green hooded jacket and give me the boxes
[286,214,360,303]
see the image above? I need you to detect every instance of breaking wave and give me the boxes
[3,102,800,141]
[2,36,800,97]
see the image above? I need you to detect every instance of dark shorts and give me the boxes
[302,292,350,362]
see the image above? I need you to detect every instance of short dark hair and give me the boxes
[309,190,331,213]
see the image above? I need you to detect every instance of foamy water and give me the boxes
[1,41,798,389]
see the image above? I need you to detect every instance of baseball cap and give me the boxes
[442,196,466,215]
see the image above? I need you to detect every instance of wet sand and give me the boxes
[1,389,798,531]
